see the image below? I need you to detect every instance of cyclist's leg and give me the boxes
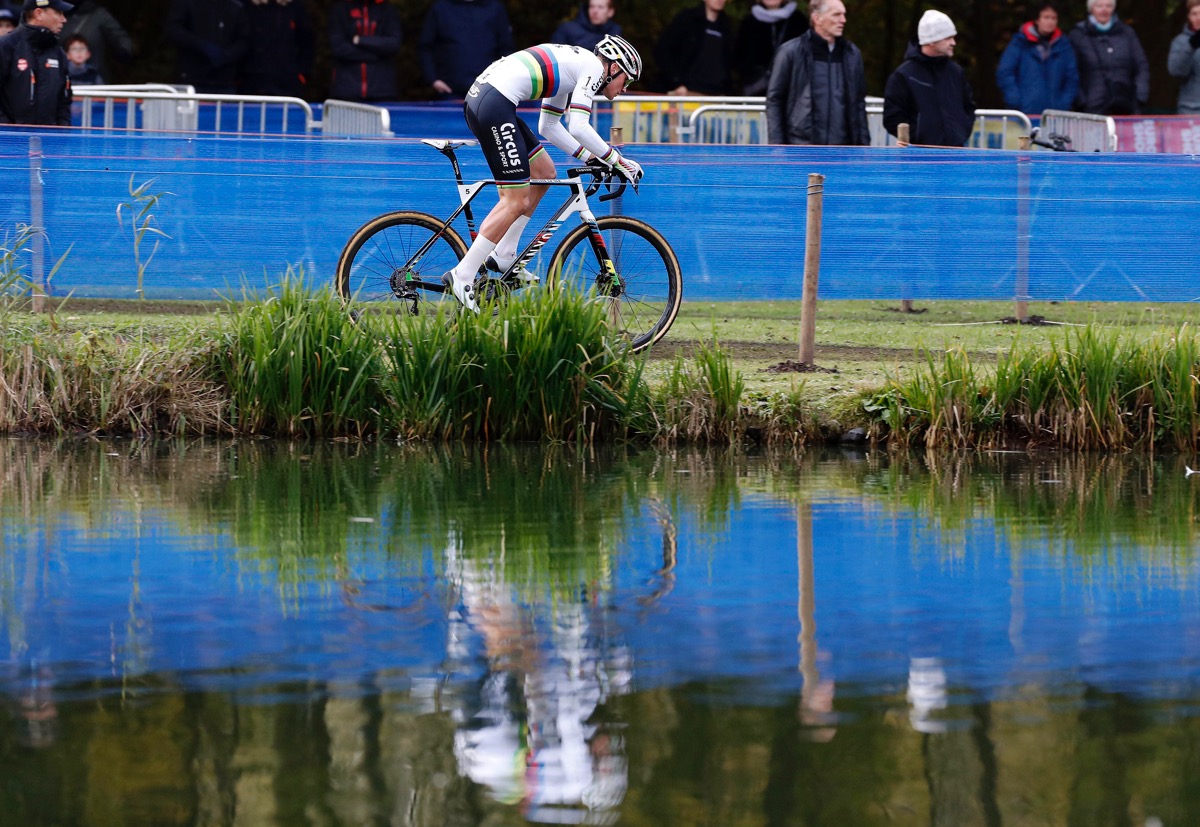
[492,140,555,268]
[452,85,538,298]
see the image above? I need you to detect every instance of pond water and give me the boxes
[2,439,1199,826]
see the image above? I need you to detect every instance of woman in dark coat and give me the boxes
[734,0,807,96]
[1068,0,1149,114]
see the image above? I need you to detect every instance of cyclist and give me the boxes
[444,34,645,312]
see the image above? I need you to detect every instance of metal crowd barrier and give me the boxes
[1038,109,1118,152]
[72,86,317,134]
[321,99,393,137]
[656,95,1031,149]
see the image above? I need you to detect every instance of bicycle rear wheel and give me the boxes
[335,211,468,312]
[546,216,682,353]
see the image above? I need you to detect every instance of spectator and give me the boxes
[996,2,1078,114]
[165,0,250,94]
[243,0,314,98]
[419,0,512,99]
[330,0,400,102]
[59,0,131,80]
[64,33,103,84]
[1068,0,1148,115]
[654,0,734,96]
[735,0,807,96]
[0,8,17,35]
[883,10,975,147]
[765,0,867,145]
[1167,0,1200,114]
[551,0,621,52]
[0,0,74,126]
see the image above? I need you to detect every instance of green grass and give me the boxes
[8,293,1200,447]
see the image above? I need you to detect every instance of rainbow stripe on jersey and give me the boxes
[514,47,561,100]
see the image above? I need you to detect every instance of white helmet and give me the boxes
[595,34,642,84]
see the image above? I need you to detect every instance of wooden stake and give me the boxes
[896,125,915,313]
[799,173,824,365]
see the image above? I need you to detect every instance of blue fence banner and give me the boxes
[2,128,1199,302]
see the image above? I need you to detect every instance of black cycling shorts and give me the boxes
[464,82,543,187]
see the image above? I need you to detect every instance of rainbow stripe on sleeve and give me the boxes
[515,47,562,100]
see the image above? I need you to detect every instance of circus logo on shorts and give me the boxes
[494,122,520,168]
[16,59,28,72]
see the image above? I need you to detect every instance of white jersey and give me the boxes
[475,43,619,165]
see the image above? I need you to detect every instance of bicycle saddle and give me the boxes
[420,139,478,151]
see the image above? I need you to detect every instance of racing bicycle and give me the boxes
[335,139,683,353]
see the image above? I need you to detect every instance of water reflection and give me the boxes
[2,440,1200,824]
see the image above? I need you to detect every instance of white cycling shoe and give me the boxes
[443,273,479,313]
[486,254,540,285]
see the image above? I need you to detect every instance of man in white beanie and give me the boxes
[882,9,976,146]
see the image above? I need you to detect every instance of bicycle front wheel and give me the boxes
[547,216,682,353]
[335,211,468,310]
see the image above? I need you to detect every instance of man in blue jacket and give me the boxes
[419,0,513,99]
[996,2,1078,114]
[0,0,74,126]
[551,0,621,52]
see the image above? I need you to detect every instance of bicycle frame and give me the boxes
[406,139,624,296]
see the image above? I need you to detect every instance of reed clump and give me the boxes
[212,267,388,437]
[867,326,1200,451]
[650,342,746,444]
[0,328,224,435]
[375,283,650,441]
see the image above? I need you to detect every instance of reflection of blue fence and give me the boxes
[3,128,1199,302]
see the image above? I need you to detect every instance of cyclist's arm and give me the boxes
[538,82,618,164]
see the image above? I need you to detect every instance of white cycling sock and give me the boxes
[452,234,498,285]
[491,215,530,266]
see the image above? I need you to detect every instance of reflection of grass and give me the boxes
[4,440,1200,626]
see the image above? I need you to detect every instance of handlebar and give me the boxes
[1028,127,1075,152]
[566,165,637,201]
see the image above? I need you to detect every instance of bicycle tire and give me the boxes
[335,211,469,311]
[546,216,682,352]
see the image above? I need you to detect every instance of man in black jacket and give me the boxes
[654,0,733,95]
[765,0,868,145]
[165,0,250,94]
[243,0,314,98]
[883,9,975,147]
[0,0,74,126]
[331,0,401,102]
[551,0,621,53]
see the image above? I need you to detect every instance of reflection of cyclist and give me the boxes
[445,35,645,312]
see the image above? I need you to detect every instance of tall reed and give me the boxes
[651,341,746,444]
[376,284,650,441]
[869,326,1200,451]
[212,267,386,437]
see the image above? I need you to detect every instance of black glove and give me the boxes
[1191,29,1200,49]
